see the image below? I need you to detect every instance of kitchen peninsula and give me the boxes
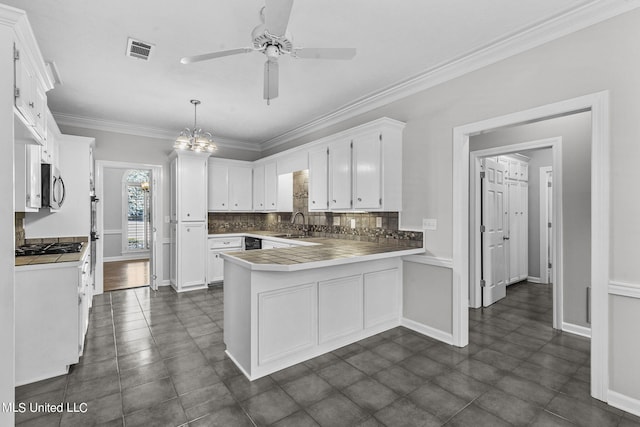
[221,237,424,380]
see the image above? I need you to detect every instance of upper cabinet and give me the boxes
[14,40,52,145]
[174,152,208,222]
[252,164,265,211]
[253,161,279,212]
[310,118,404,212]
[208,158,253,212]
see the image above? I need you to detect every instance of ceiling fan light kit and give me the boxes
[180,0,356,104]
[174,99,218,153]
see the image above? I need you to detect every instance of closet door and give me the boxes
[507,181,520,284]
[519,181,529,281]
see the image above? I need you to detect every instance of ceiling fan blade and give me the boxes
[263,60,279,104]
[264,0,293,36]
[293,48,356,60]
[180,48,253,64]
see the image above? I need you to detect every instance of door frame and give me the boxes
[453,91,609,401]
[540,166,553,285]
[469,138,563,332]
[95,160,163,293]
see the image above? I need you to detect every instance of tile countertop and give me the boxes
[220,237,425,272]
[15,242,89,269]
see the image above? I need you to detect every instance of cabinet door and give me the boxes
[179,155,207,221]
[229,166,252,210]
[353,132,382,210]
[508,159,520,180]
[264,162,278,211]
[308,147,328,211]
[14,48,35,125]
[253,165,265,211]
[33,83,47,141]
[519,162,529,182]
[208,163,229,211]
[208,250,224,283]
[518,181,528,280]
[179,223,206,287]
[328,140,352,210]
[364,269,399,328]
[507,181,520,284]
[170,159,177,221]
[318,275,363,344]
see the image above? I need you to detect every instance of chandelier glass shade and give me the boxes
[174,99,218,153]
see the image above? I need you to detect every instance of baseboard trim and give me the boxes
[159,280,171,287]
[562,321,591,338]
[527,276,541,283]
[608,390,640,417]
[401,317,454,345]
[104,254,149,263]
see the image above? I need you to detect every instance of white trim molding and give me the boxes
[53,112,262,153]
[452,91,610,402]
[103,254,149,263]
[402,255,453,269]
[608,390,640,418]
[401,318,454,346]
[103,229,122,235]
[609,280,640,299]
[260,1,638,151]
[527,276,542,284]
[562,322,592,339]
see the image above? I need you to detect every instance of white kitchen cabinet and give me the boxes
[261,240,292,249]
[14,41,48,144]
[229,165,253,211]
[15,261,83,385]
[328,139,352,210]
[177,222,207,288]
[353,131,382,210]
[170,150,209,292]
[308,147,328,211]
[264,162,278,211]
[311,118,404,212]
[208,236,243,283]
[208,158,253,212]
[14,140,41,211]
[178,153,208,221]
[253,164,265,211]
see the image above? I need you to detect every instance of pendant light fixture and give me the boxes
[174,99,217,152]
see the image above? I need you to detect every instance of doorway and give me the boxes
[470,140,561,330]
[452,91,610,401]
[95,160,163,294]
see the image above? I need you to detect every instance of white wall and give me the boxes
[264,10,640,400]
[471,112,590,327]
[24,135,93,238]
[1,23,15,427]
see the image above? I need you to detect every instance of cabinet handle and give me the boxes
[37,113,41,118]
[29,102,34,108]
[235,203,238,206]
[222,203,225,206]
[271,203,275,206]
[187,213,190,217]
[333,200,337,203]
[187,228,190,232]
[312,200,315,204]
[357,197,362,202]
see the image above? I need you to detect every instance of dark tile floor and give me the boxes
[15,282,640,426]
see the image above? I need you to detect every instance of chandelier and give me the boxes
[174,99,217,152]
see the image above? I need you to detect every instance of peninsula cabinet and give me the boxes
[309,118,405,212]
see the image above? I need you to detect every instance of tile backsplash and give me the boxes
[15,212,25,247]
[208,170,422,247]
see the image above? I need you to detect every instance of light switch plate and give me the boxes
[423,218,437,230]
[350,218,356,229]
[376,217,382,228]
[333,217,340,226]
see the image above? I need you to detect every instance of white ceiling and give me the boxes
[3,0,624,150]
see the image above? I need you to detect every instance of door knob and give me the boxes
[503,236,510,240]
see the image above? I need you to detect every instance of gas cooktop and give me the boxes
[16,242,83,257]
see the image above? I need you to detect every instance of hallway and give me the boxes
[103,259,149,292]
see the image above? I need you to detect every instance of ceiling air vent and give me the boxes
[126,38,154,61]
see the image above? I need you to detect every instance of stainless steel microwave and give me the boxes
[41,163,65,210]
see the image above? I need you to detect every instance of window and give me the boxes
[123,169,150,252]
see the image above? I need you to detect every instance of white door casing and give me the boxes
[481,158,508,306]
[540,167,553,285]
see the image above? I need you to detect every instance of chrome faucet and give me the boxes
[291,211,306,235]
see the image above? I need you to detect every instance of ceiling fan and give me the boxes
[180,0,356,105]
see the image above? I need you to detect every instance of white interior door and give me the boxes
[482,158,508,307]
[149,169,158,291]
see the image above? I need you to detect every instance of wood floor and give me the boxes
[103,259,149,292]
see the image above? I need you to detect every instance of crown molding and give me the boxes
[0,3,24,28]
[52,112,262,152]
[261,0,640,151]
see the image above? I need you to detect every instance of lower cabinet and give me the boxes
[318,275,363,344]
[207,236,243,283]
[364,269,400,328]
[172,222,207,291]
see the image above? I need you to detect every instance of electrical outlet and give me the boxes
[350,218,356,229]
[333,217,340,226]
[423,218,437,230]
[376,217,382,228]
[277,215,281,223]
